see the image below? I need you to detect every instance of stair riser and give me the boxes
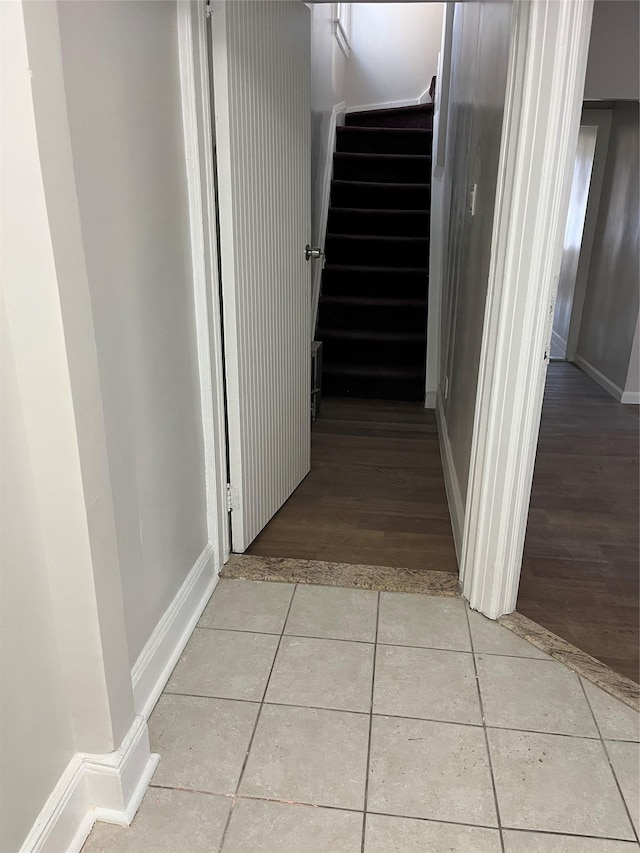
[346,108,433,130]
[320,335,426,368]
[336,127,432,155]
[328,209,429,237]
[323,372,425,402]
[321,268,428,300]
[331,181,430,210]
[319,302,427,334]
[326,236,429,268]
[333,154,431,184]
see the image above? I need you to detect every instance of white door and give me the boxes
[210,1,311,551]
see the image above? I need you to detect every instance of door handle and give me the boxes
[305,244,324,262]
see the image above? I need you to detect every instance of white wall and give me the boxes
[576,101,640,396]
[0,308,76,853]
[1,2,138,846]
[625,316,640,399]
[55,0,209,665]
[310,3,349,250]
[438,1,514,510]
[584,0,640,101]
[346,3,444,110]
[552,124,598,356]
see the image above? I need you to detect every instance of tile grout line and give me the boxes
[464,603,506,853]
[161,689,636,742]
[215,582,298,853]
[198,618,565,662]
[361,590,381,853]
[578,676,640,844]
[146,782,640,845]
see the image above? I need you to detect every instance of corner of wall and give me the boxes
[435,391,464,560]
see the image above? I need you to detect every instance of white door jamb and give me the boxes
[460,0,594,618]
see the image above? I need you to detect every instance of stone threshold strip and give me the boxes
[222,554,640,714]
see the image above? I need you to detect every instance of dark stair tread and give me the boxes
[334,152,431,162]
[326,233,428,243]
[337,125,432,135]
[324,263,428,274]
[332,179,431,190]
[320,295,426,309]
[329,207,430,215]
[318,328,425,343]
[323,363,424,379]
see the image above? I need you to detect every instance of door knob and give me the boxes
[305,244,324,261]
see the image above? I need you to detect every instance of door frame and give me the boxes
[177,0,230,570]
[460,0,594,617]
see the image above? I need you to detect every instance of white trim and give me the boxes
[347,96,425,114]
[461,0,594,618]
[178,0,230,567]
[551,328,567,357]
[311,100,345,337]
[425,390,437,409]
[573,354,624,402]
[19,717,158,853]
[131,543,217,719]
[435,391,463,559]
[621,391,640,405]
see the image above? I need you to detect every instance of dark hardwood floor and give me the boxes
[247,398,458,573]
[519,362,640,683]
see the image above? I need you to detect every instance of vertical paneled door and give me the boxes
[210,1,311,551]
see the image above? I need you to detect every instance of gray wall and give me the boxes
[56,0,208,665]
[576,102,640,391]
[584,0,640,101]
[440,1,514,503]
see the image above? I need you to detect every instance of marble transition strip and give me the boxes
[500,611,640,712]
[221,553,460,596]
[221,554,639,711]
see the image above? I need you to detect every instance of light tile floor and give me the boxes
[84,580,640,852]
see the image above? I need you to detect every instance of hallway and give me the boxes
[247,398,457,574]
[83,578,639,852]
[519,363,640,684]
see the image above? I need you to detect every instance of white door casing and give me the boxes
[460,0,594,618]
[210,1,312,552]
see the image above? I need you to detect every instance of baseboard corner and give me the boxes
[435,393,464,560]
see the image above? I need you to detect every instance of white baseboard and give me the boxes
[21,543,218,853]
[347,96,424,114]
[621,390,640,404]
[424,390,437,409]
[131,542,217,719]
[573,354,624,402]
[19,716,159,853]
[436,392,464,561]
[311,100,345,336]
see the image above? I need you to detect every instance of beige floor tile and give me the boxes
[488,728,635,839]
[265,636,374,712]
[502,829,640,852]
[367,716,497,825]
[239,704,369,810]
[149,694,258,794]
[222,799,362,852]
[373,645,481,724]
[166,628,279,701]
[82,788,230,853]
[199,579,294,633]
[607,740,640,835]
[284,584,378,642]
[582,679,640,742]
[377,593,471,650]
[364,814,501,853]
[467,609,550,658]
[477,655,598,736]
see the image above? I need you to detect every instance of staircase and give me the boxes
[317,104,433,402]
